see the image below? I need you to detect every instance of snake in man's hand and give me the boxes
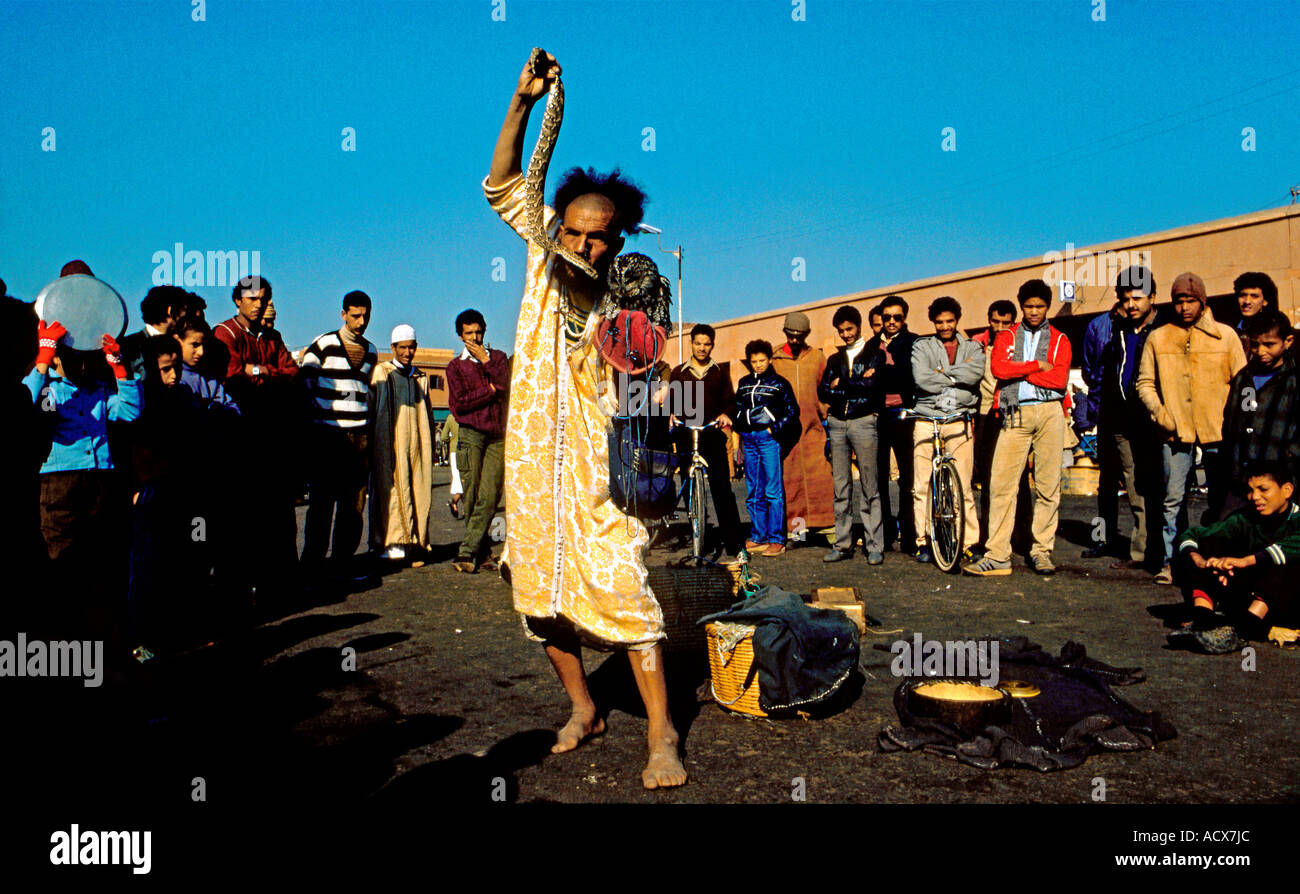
[523,47,600,281]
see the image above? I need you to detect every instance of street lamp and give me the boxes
[635,222,683,363]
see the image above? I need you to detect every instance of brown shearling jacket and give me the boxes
[1134,307,1246,445]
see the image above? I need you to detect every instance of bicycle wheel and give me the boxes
[690,465,708,558]
[930,459,965,572]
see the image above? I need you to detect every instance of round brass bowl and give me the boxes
[908,680,1012,731]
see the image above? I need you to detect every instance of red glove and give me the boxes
[102,334,129,379]
[36,320,67,367]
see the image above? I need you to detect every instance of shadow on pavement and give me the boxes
[373,729,557,804]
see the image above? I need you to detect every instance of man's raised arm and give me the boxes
[487,51,560,187]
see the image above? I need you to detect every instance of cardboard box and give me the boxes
[812,586,862,606]
[817,601,867,635]
[811,588,867,634]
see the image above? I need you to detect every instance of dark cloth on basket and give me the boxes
[701,585,859,713]
[878,636,1177,771]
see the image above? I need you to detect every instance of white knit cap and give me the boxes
[390,323,417,344]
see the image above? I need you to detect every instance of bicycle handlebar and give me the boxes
[898,409,974,423]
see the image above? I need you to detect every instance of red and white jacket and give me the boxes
[987,323,1073,414]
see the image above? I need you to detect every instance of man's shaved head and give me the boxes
[557,193,624,283]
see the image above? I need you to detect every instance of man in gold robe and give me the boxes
[485,50,686,790]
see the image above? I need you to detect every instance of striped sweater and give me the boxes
[299,330,377,428]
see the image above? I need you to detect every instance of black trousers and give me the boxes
[674,426,742,552]
[1096,419,1165,564]
[303,427,371,568]
[1174,551,1295,627]
[877,409,915,550]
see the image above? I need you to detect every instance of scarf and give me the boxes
[999,323,1062,425]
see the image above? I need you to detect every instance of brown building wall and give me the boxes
[671,203,1300,380]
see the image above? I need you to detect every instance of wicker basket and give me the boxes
[723,560,761,596]
[705,621,767,717]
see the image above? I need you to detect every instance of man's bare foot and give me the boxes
[642,733,687,789]
[551,711,606,754]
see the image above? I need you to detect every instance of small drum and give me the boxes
[33,275,128,351]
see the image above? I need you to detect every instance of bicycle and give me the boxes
[900,409,974,572]
[671,420,722,562]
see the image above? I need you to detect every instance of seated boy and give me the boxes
[1173,461,1300,652]
[733,340,798,557]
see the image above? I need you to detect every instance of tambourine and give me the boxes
[33,275,128,351]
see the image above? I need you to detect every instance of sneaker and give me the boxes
[866,551,884,565]
[1029,554,1056,576]
[915,547,932,564]
[963,556,1012,576]
[822,548,852,563]
[744,540,764,551]
[762,543,787,557]
[1194,624,1244,655]
[1153,565,1173,585]
[1081,543,1109,559]
[962,546,982,562]
[452,558,477,573]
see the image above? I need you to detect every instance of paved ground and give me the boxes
[16,467,1300,812]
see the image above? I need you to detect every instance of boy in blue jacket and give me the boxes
[25,319,142,639]
[734,340,798,556]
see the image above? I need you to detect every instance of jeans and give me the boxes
[741,429,785,544]
[828,414,884,553]
[1160,443,1195,564]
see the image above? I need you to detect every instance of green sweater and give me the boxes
[1176,502,1300,567]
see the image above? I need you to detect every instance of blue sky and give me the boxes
[2,0,1296,352]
